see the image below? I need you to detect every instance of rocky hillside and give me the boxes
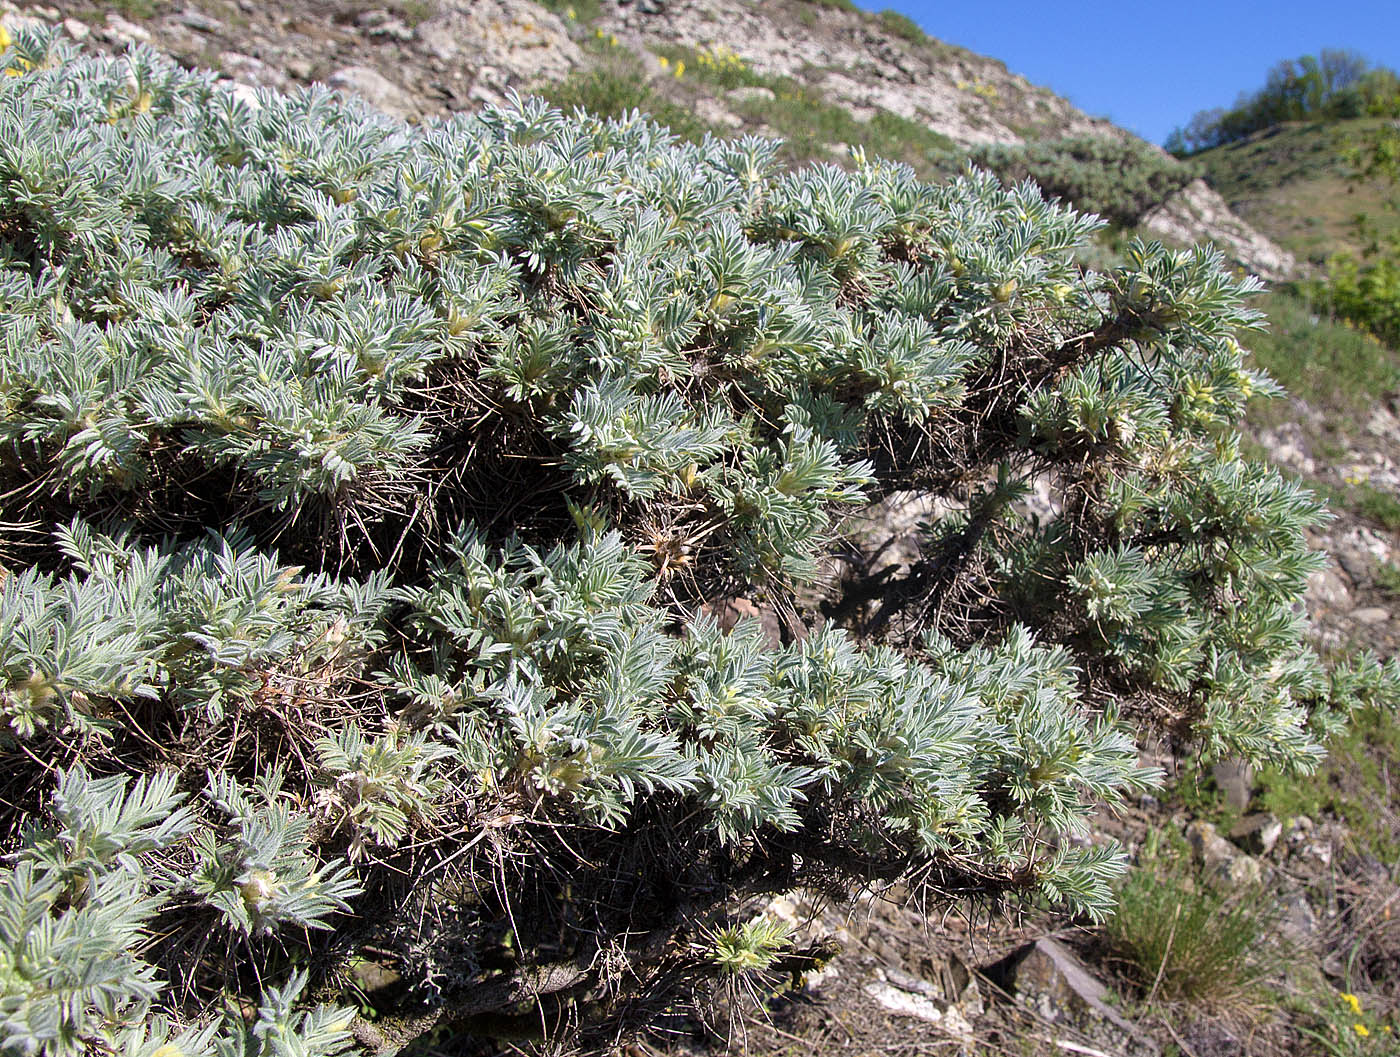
[10,0,1294,277]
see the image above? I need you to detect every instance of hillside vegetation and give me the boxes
[1167,48,1400,156]
[1194,119,1400,264]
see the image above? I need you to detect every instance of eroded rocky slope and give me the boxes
[9,0,1296,278]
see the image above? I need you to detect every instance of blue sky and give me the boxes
[859,0,1400,145]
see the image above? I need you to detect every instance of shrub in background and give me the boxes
[971,135,1197,226]
[0,29,1393,1056]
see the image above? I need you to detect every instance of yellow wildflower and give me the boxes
[608,33,617,46]
[673,60,684,78]
[1343,993,1363,1016]
[0,24,10,50]
[1355,1023,1370,1038]
[564,5,576,17]
[657,55,670,69]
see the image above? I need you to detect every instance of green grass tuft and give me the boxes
[876,9,926,44]
[540,70,718,144]
[1246,289,1400,433]
[1104,828,1280,1006]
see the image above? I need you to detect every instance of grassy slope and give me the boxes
[1247,290,1400,434]
[1195,118,1400,265]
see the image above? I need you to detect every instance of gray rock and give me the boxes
[413,0,580,108]
[727,85,776,105]
[1225,854,1263,886]
[357,9,414,41]
[1286,814,1315,843]
[1140,179,1297,281]
[863,964,977,1040]
[61,17,89,41]
[1258,424,1316,477]
[1277,890,1320,945]
[179,7,224,33]
[1212,758,1254,812]
[693,96,742,129]
[103,15,153,45]
[218,51,290,94]
[1186,819,1233,869]
[376,20,415,42]
[1351,606,1391,625]
[1334,525,1394,581]
[1002,938,1142,1040]
[1230,812,1283,857]
[328,66,417,118]
[227,81,263,110]
[1186,819,1262,886]
[1298,839,1333,868]
[1306,566,1352,612]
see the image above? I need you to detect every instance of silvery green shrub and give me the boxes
[1,27,1393,1055]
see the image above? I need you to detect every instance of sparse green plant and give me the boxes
[542,68,716,142]
[1104,828,1280,1006]
[1349,482,1400,531]
[1373,561,1400,599]
[1257,702,1400,862]
[877,9,926,44]
[708,915,795,976]
[1296,988,1398,1055]
[1245,290,1400,432]
[395,0,436,26]
[1305,114,1400,360]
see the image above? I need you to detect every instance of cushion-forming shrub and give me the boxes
[0,30,1392,1056]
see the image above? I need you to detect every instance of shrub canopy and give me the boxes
[970,135,1195,227]
[1,32,1394,1057]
